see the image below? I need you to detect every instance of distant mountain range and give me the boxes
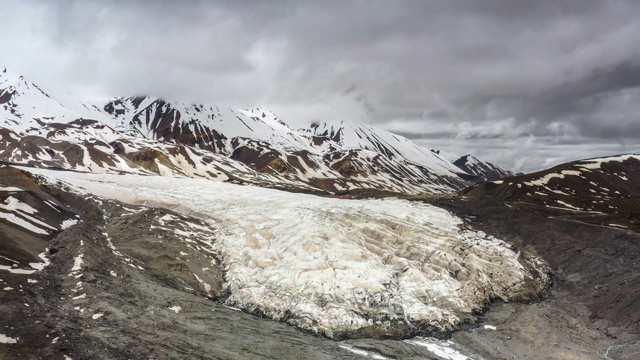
[0,67,514,195]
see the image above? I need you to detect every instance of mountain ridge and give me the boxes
[0,68,515,196]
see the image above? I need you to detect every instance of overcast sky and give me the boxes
[2,0,639,172]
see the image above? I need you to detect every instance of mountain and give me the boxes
[2,68,640,359]
[453,154,514,181]
[0,68,481,196]
[0,67,80,133]
[462,153,640,232]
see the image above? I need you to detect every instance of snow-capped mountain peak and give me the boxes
[305,121,470,178]
[0,68,81,133]
[453,154,514,181]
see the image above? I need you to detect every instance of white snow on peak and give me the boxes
[0,68,81,134]
[78,97,314,153]
[309,121,466,177]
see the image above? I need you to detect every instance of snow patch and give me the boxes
[70,254,83,274]
[0,186,23,192]
[29,251,51,271]
[60,219,79,230]
[338,343,389,359]
[405,338,469,360]
[0,333,18,344]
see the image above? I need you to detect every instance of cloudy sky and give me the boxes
[2,0,640,172]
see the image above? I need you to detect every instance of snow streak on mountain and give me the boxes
[464,153,640,231]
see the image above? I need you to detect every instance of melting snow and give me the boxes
[168,306,182,313]
[28,251,51,271]
[577,154,639,170]
[0,212,49,235]
[60,219,79,230]
[404,338,470,360]
[0,186,23,192]
[92,313,104,319]
[0,333,18,344]
[0,264,35,275]
[338,343,389,359]
[70,254,84,273]
[524,170,581,186]
[556,200,582,211]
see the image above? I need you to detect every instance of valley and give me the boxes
[1,67,639,359]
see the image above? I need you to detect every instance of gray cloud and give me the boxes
[1,0,639,172]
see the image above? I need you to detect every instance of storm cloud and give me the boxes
[1,0,639,172]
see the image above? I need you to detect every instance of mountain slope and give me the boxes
[306,121,467,176]
[462,153,640,232]
[453,154,514,181]
[0,68,483,195]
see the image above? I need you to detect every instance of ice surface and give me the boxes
[27,168,549,338]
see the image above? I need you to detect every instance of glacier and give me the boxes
[26,167,550,339]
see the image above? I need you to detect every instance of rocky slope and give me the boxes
[463,153,640,232]
[427,195,640,359]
